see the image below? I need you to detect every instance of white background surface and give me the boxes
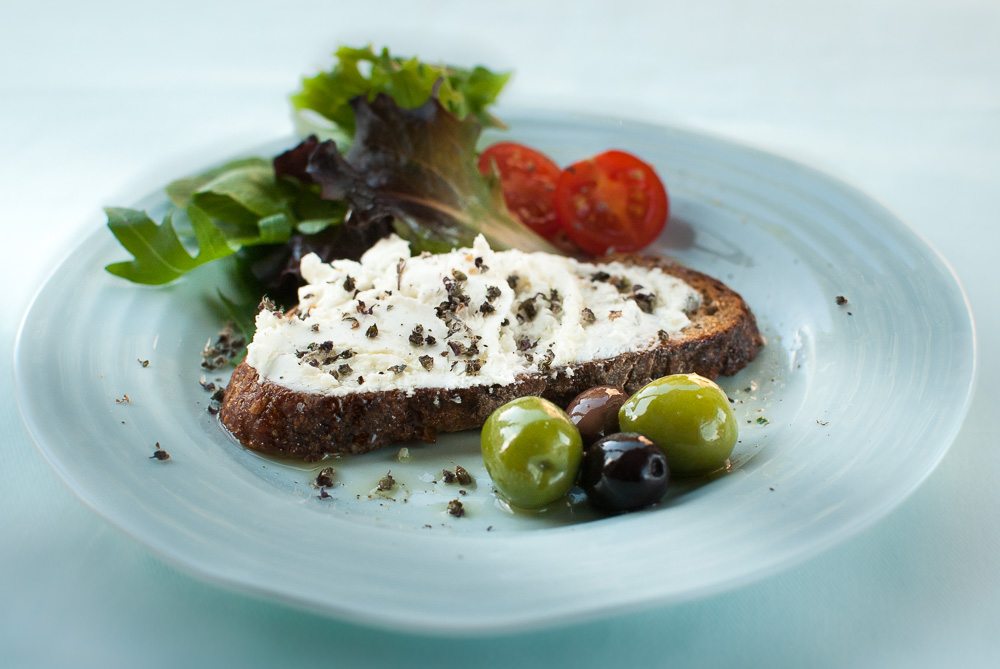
[2,0,997,666]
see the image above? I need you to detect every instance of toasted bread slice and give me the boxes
[219,241,763,459]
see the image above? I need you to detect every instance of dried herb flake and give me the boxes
[377,472,396,492]
[315,466,336,487]
[454,465,473,485]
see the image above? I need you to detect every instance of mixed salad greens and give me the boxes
[105,46,543,301]
[105,44,670,319]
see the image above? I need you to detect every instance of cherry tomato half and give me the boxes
[478,142,563,239]
[554,150,669,255]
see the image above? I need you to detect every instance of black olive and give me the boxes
[580,433,669,513]
[565,386,628,446]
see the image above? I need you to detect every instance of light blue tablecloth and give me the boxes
[3,1,998,666]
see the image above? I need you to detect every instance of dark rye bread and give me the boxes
[219,256,763,459]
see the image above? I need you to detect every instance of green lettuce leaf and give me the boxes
[188,164,293,244]
[291,45,510,142]
[174,159,345,242]
[165,157,271,209]
[306,93,560,255]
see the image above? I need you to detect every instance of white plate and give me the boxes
[15,113,975,633]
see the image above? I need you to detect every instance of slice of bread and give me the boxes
[219,242,762,459]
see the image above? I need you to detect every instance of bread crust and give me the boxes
[219,256,763,459]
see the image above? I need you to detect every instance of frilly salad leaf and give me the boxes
[303,93,560,255]
[291,45,510,144]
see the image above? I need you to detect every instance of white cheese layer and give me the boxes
[246,235,700,396]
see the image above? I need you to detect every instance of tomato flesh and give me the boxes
[554,150,668,255]
[478,142,562,238]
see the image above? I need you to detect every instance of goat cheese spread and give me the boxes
[246,235,700,395]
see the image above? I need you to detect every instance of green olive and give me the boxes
[481,396,583,509]
[618,373,737,477]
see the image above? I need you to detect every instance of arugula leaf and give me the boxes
[306,93,560,255]
[291,45,510,142]
[105,206,234,284]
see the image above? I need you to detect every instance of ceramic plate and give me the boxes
[15,113,975,633]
